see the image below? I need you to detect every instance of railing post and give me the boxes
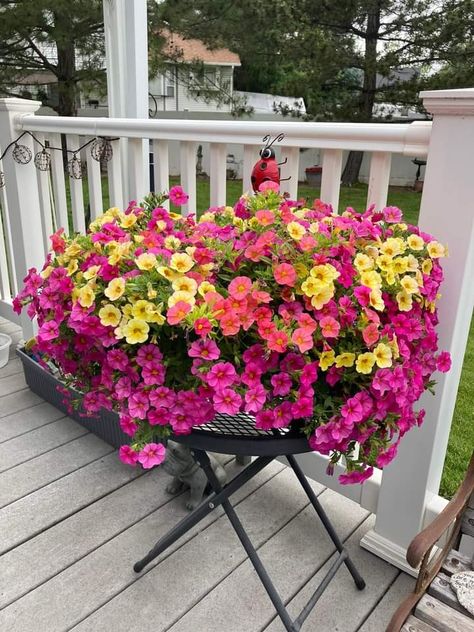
[0,98,46,339]
[361,88,474,572]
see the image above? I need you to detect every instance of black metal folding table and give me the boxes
[134,413,365,632]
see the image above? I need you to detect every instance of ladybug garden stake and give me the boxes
[251,133,290,193]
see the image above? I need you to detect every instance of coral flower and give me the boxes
[228,276,252,300]
[138,443,166,469]
[194,317,213,337]
[267,330,289,353]
[319,316,340,339]
[274,263,297,286]
[291,328,314,353]
[167,301,191,325]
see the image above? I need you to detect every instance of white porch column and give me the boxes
[361,88,474,573]
[0,98,45,339]
[103,0,149,202]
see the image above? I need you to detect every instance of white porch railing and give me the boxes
[0,89,472,573]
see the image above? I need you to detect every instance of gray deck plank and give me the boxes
[167,489,369,632]
[0,387,43,418]
[0,416,85,472]
[0,371,27,397]
[0,457,281,611]
[0,401,66,443]
[262,516,399,632]
[0,433,113,508]
[358,572,416,632]
[0,451,141,555]
[0,461,288,632]
[0,357,22,379]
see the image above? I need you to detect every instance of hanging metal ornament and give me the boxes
[0,172,5,189]
[91,137,113,163]
[12,142,32,165]
[34,148,51,171]
[67,153,83,179]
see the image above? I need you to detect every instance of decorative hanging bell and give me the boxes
[67,153,83,179]
[12,142,32,165]
[34,149,51,171]
[91,137,113,163]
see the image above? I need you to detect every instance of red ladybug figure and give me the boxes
[251,134,288,193]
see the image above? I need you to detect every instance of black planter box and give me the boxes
[17,348,129,448]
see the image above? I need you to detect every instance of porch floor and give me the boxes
[0,319,414,632]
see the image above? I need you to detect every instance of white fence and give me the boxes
[0,89,472,573]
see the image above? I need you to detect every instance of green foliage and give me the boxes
[0,0,104,115]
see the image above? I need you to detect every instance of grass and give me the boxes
[74,175,471,498]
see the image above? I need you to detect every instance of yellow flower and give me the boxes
[319,350,336,371]
[335,352,356,368]
[136,252,157,271]
[170,252,194,273]
[198,281,216,297]
[155,220,167,232]
[308,222,319,234]
[407,234,424,251]
[310,264,340,284]
[392,257,408,275]
[164,236,181,250]
[400,275,418,295]
[310,284,334,310]
[200,212,214,223]
[223,206,235,219]
[168,291,196,307]
[376,254,393,272]
[421,259,433,275]
[122,319,149,344]
[78,285,95,308]
[169,212,182,221]
[389,336,400,359]
[301,277,321,297]
[405,254,419,272]
[396,291,413,312]
[360,270,382,290]
[120,213,137,228]
[41,266,53,279]
[356,352,376,374]
[365,245,379,259]
[65,243,82,258]
[104,277,126,301]
[122,304,133,318]
[287,221,306,241]
[354,253,374,272]
[157,266,181,281]
[232,217,246,230]
[132,300,150,320]
[67,260,78,276]
[146,303,165,325]
[380,237,405,257]
[427,241,446,258]
[369,289,385,311]
[147,283,157,299]
[172,276,198,294]
[384,270,396,285]
[294,262,309,278]
[99,304,121,327]
[373,343,392,368]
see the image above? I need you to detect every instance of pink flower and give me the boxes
[138,442,166,469]
[242,362,263,387]
[382,206,402,223]
[271,372,292,396]
[244,384,267,413]
[362,323,379,347]
[128,391,149,419]
[228,276,252,300]
[38,320,59,341]
[213,388,242,415]
[354,286,371,307]
[274,263,297,286]
[320,316,340,339]
[436,351,451,373]
[220,312,241,336]
[119,445,139,466]
[255,409,275,429]
[273,402,293,428]
[206,362,238,389]
[292,397,313,419]
[119,414,138,437]
[376,443,398,468]
[194,317,212,337]
[149,386,175,409]
[341,396,364,424]
[169,185,189,206]
[255,209,275,226]
[50,228,66,253]
[148,407,169,426]
[259,180,279,192]
[188,339,220,361]
[167,301,191,325]
[267,330,289,353]
[137,344,163,367]
[339,467,374,485]
[291,327,314,352]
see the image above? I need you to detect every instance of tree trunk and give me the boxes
[342,3,381,185]
[55,32,77,117]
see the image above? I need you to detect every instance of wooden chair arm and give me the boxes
[406,451,474,569]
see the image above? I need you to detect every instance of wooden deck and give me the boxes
[0,319,414,632]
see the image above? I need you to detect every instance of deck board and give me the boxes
[0,321,404,631]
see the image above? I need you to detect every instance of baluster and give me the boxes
[367,151,392,211]
[85,137,103,220]
[210,143,227,207]
[152,139,169,209]
[242,145,255,194]
[0,153,13,300]
[108,138,124,209]
[128,137,147,203]
[49,132,68,231]
[280,147,299,199]
[180,141,197,215]
[320,149,343,212]
[66,134,86,233]
[33,133,53,253]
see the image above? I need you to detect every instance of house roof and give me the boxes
[163,32,241,67]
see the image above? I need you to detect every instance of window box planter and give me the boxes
[17,347,127,448]
[305,165,322,187]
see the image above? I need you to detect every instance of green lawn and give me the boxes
[75,175,472,498]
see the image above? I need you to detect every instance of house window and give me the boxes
[164,72,175,98]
